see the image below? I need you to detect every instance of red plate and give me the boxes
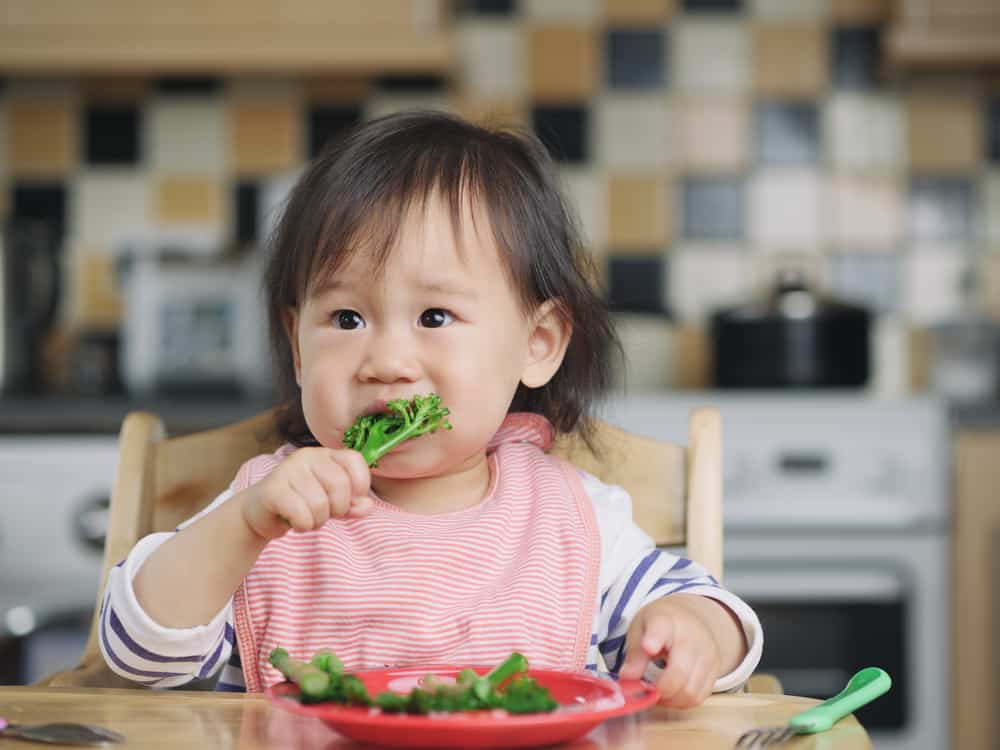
[266,665,660,749]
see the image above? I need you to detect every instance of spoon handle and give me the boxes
[787,667,892,734]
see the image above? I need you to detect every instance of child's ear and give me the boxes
[282,307,303,386]
[521,299,571,389]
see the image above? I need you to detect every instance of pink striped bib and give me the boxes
[231,412,601,692]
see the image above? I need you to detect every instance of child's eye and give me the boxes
[418,308,454,328]
[332,309,365,330]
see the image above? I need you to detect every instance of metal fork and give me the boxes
[734,667,891,749]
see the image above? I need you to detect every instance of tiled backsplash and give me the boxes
[2,0,1000,339]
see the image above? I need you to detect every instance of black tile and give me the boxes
[375,74,448,92]
[907,177,974,242]
[831,26,882,90]
[755,101,820,165]
[457,0,516,14]
[85,104,141,165]
[234,182,259,245]
[11,183,67,235]
[681,0,742,11]
[987,98,1000,163]
[308,105,362,158]
[532,105,589,163]
[608,256,666,313]
[153,76,224,95]
[606,29,667,89]
[682,176,744,241]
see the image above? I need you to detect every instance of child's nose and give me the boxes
[356,327,420,383]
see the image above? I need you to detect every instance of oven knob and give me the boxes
[72,495,110,553]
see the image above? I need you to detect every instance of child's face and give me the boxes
[286,194,564,478]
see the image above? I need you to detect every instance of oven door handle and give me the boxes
[724,567,904,601]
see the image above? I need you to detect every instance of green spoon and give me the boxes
[788,667,892,733]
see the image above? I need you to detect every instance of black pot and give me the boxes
[710,272,872,389]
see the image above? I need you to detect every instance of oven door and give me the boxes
[725,531,949,750]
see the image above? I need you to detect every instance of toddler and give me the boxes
[100,110,762,707]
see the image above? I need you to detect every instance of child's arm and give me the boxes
[132,446,372,629]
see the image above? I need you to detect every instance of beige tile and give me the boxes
[458,21,525,99]
[73,172,151,247]
[830,175,903,247]
[8,100,76,177]
[827,93,903,171]
[155,176,225,225]
[830,0,888,21]
[604,0,675,22]
[906,93,981,173]
[365,94,451,122]
[608,175,672,251]
[673,323,711,388]
[678,97,749,173]
[0,102,7,182]
[529,27,599,101]
[596,95,673,169]
[150,97,226,174]
[453,98,528,130]
[67,249,124,330]
[753,23,827,97]
[674,20,749,94]
[750,169,825,250]
[229,98,302,176]
[524,0,600,21]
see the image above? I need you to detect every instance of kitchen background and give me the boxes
[1,1,999,749]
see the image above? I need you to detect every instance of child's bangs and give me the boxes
[305,143,517,299]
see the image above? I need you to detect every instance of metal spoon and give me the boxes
[0,717,125,745]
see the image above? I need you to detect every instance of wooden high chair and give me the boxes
[39,407,776,692]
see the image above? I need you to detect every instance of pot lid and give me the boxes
[714,269,871,322]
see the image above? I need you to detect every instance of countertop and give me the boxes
[2,393,1000,436]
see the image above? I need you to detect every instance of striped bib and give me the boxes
[231,412,601,692]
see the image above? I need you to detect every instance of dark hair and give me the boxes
[265,110,620,447]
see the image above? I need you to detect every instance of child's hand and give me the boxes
[241,447,373,540]
[618,594,723,708]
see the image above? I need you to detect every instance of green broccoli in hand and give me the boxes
[343,393,452,467]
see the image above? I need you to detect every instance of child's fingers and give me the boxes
[329,448,371,499]
[655,648,697,705]
[347,493,375,518]
[310,461,353,517]
[620,614,673,680]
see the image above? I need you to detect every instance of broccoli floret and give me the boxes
[343,393,452,467]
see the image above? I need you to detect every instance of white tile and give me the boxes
[560,167,607,249]
[595,95,673,169]
[523,0,600,22]
[149,97,226,174]
[610,312,675,390]
[673,21,749,95]
[751,0,829,18]
[901,248,966,324]
[984,171,1000,246]
[669,243,751,322]
[831,175,903,247]
[750,169,825,250]
[457,21,525,99]
[259,168,305,244]
[827,94,903,171]
[71,172,151,249]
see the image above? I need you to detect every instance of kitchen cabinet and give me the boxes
[0,0,451,74]
[888,0,1000,68]
[951,427,1000,750]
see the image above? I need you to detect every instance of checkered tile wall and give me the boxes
[2,0,1000,336]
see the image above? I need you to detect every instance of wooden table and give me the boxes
[0,687,871,749]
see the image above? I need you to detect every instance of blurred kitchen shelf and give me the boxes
[0,396,273,436]
[0,0,452,75]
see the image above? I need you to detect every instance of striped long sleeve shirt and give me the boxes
[99,471,763,692]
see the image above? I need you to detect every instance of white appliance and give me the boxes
[599,393,950,750]
[0,435,118,683]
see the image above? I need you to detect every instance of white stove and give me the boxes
[600,392,951,750]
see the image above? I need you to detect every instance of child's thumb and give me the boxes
[347,494,375,518]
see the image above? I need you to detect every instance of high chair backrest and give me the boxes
[39,407,722,688]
